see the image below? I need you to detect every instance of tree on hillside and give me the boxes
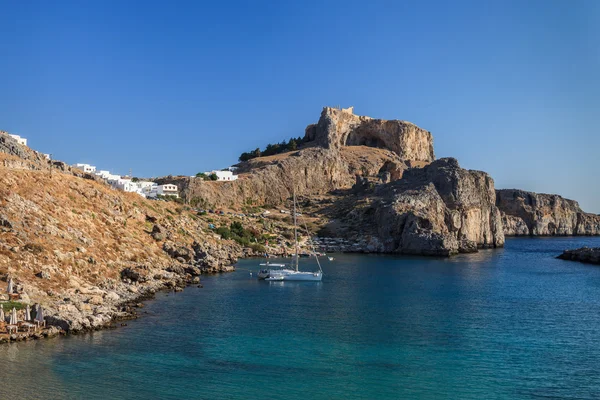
[209,173,218,181]
[287,139,297,151]
[239,152,252,162]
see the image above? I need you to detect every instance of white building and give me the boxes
[9,134,27,146]
[146,184,179,198]
[95,170,111,179]
[208,170,238,181]
[73,163,97,173]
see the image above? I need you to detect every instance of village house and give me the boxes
[208,170,239,181]
[8,134,27,146]
[146,184,179,198]
[73,163,97,173]
[69,161,169,199]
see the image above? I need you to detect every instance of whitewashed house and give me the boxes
[207,170,238,181]
[95,170,112,179]
[146,184,179,198]
[73,163,97,173]
[9,134,27,146]
[141,183,159,198]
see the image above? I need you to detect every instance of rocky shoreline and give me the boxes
[557,247,600,265]
[2,259,236,344]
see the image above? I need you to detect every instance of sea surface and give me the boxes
[2,237,600,399]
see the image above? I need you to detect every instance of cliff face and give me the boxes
[163,147,411,209]
[304,107,435,162]
[335,158,505,256]
[496,189,600,236]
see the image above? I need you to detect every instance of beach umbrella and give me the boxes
[35,305,44,324]
[25,304,31,321]
[0,307,4,322]
[7,278,13,294]
[9,308,17,325]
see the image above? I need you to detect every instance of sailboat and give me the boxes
[257,190,323,281]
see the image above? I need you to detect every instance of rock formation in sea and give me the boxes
[496,189,600,236]
[557,247,600,265]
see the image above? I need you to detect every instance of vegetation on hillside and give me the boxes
[195,172,218,181]
[238,136,310,162]
[214,221,266,253]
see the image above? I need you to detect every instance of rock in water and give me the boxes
[557,247,600,265]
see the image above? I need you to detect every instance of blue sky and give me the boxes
[1,0,599,212]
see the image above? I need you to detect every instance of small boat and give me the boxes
[328,257,334,261]
[257,190,323,282]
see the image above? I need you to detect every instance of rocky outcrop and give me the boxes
[557,247,600,265]
[497,189,600,236]
[304,107,435,162]
[336,158,504,256]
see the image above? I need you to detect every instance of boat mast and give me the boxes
[293,189,299,272]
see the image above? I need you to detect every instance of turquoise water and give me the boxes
[2,237,600,399]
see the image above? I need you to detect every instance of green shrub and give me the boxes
[0,301,25,311]
[250,243,266,253]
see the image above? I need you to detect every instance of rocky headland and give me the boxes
[557,247,600,265]
[497,189,600,236]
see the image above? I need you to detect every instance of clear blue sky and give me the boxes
[1,0,599,212]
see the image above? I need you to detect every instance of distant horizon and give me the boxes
[1,0,598,213]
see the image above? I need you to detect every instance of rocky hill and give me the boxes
[159,107,434,210]
[497,189,600,236]
[0,149,266,333]
[156,106,599,249]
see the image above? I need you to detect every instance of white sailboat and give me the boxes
[257,191,323,281]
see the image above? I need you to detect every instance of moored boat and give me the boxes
[257,190,323,282]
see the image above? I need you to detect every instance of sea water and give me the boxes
[1,237,600,399]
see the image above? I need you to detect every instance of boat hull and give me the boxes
[260,269,323,281]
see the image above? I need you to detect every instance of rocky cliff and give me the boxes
[329,158,505,256]
[161,146,412,210]
[304,107,435,162]
[496,189,600,236]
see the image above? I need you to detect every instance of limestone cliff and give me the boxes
[330,158,505,256]
[304,107,435,162]
[496,189,600,236]
[161,147,411,209]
